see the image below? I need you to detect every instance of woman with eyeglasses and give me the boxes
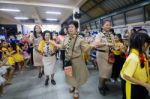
[38,30,57,86]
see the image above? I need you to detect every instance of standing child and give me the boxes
[22,43,30,70]
[120,32,150,99]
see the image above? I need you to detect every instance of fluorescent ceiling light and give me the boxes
[46,11,61,15]
[14,17,29,20]
[46,18,58,21]
[0,8,20,12]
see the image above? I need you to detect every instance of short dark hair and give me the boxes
[102,20,111,26]
[116,34,123,43]
[43,30,53,40]
[33,25,42,38]
[68,21,79,29]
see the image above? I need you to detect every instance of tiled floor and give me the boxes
[1,60,150,99]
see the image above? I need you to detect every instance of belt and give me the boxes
[95,49,106,52]
[44,55,51,57]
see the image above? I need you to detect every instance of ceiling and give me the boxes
[0,0,86,24]
[80,0,144,23]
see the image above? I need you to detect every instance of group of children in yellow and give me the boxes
[0,39,30,96]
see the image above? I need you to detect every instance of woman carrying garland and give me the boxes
[38,30,57,86]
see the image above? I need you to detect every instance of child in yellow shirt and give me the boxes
[120,32,150,99]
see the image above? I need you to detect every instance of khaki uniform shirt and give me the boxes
[61,35,89,60]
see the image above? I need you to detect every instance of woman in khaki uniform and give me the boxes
[50,21,94,99]
[94,20,115,96]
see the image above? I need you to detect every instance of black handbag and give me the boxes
[64,60,72,67]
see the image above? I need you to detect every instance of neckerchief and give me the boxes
[65,35,76,53]
[103,32,112,43]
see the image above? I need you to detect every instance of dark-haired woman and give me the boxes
[111,34,125,82]
[29,25,44,78]
[121,32,150,99]
[94,20,115,96]
[50,21,94,99]
[38,30,56,86]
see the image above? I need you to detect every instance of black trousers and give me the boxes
[60,50,65,69]
[112,55,122,80]
[121,79,148,99]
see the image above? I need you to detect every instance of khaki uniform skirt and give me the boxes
[96,51,112,79]
[65,56,89,88]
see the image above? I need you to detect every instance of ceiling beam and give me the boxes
[0,0,75,9]
[93,0,107,12]
[85,0,104,12]
[75,0,88,8]
[32,7,42,24]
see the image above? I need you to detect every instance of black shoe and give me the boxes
[45,77,49,86]
[98,87,106,96]
[38,72,42,78]
[41,70,44,75]
[104,85,110,91]
[51,79,56,85]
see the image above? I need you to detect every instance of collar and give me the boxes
[131,49,139,56]
[69,34,77,39]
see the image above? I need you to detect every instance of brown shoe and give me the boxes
[73,92,79,99]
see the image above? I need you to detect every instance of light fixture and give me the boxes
[46,18,58,21]
[14,17,29,20]
[46,11,61,15]
[0,8,20,12]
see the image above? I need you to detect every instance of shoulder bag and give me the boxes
[64,35,78,77]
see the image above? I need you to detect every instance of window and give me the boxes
[90,21,96,30]
[126,8,144,24]
[113,14,125,26]
[145,4,150,21]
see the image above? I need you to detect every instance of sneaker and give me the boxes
[51,79,56,85]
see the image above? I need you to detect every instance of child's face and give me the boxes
[2,41,8,47]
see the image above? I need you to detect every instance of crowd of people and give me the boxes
[0,20,149,99]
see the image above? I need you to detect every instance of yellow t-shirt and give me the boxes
[120,49,150,84]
